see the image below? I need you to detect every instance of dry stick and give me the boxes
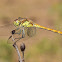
[12,35,22,62]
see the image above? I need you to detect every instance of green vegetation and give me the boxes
[0,40,14,62]
[36,38,59,55]
[25,38,62,61]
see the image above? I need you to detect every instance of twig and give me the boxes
[12,35,22,62]
[8,29,25,62]
[13,43,22,62]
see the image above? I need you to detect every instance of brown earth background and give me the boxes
[0,0,62,62]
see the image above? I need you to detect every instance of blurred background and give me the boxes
[0,0,62,62]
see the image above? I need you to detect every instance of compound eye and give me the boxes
[14,19,18,21]
[14,19,19,23]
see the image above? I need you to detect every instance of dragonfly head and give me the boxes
[13,19,21,27]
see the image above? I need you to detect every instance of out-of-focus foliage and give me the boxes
[25,38,62,62]
[0,40,14,62]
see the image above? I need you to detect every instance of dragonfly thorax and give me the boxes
[21,21,33,27]
[14,18,33,27]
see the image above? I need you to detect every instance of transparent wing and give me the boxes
[7,27,37,44]
[19,27,37,41]
[0,23,17,44]
[0,24,15,36]
[26,27,36,37]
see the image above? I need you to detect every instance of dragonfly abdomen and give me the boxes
[34,24,62,35]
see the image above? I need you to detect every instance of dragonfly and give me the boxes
[0,17,62,43]
[6,17,62,43]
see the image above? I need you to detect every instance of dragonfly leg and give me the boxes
[17,29,21,35]
[22,27,25,38]
[15,28,21,35]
